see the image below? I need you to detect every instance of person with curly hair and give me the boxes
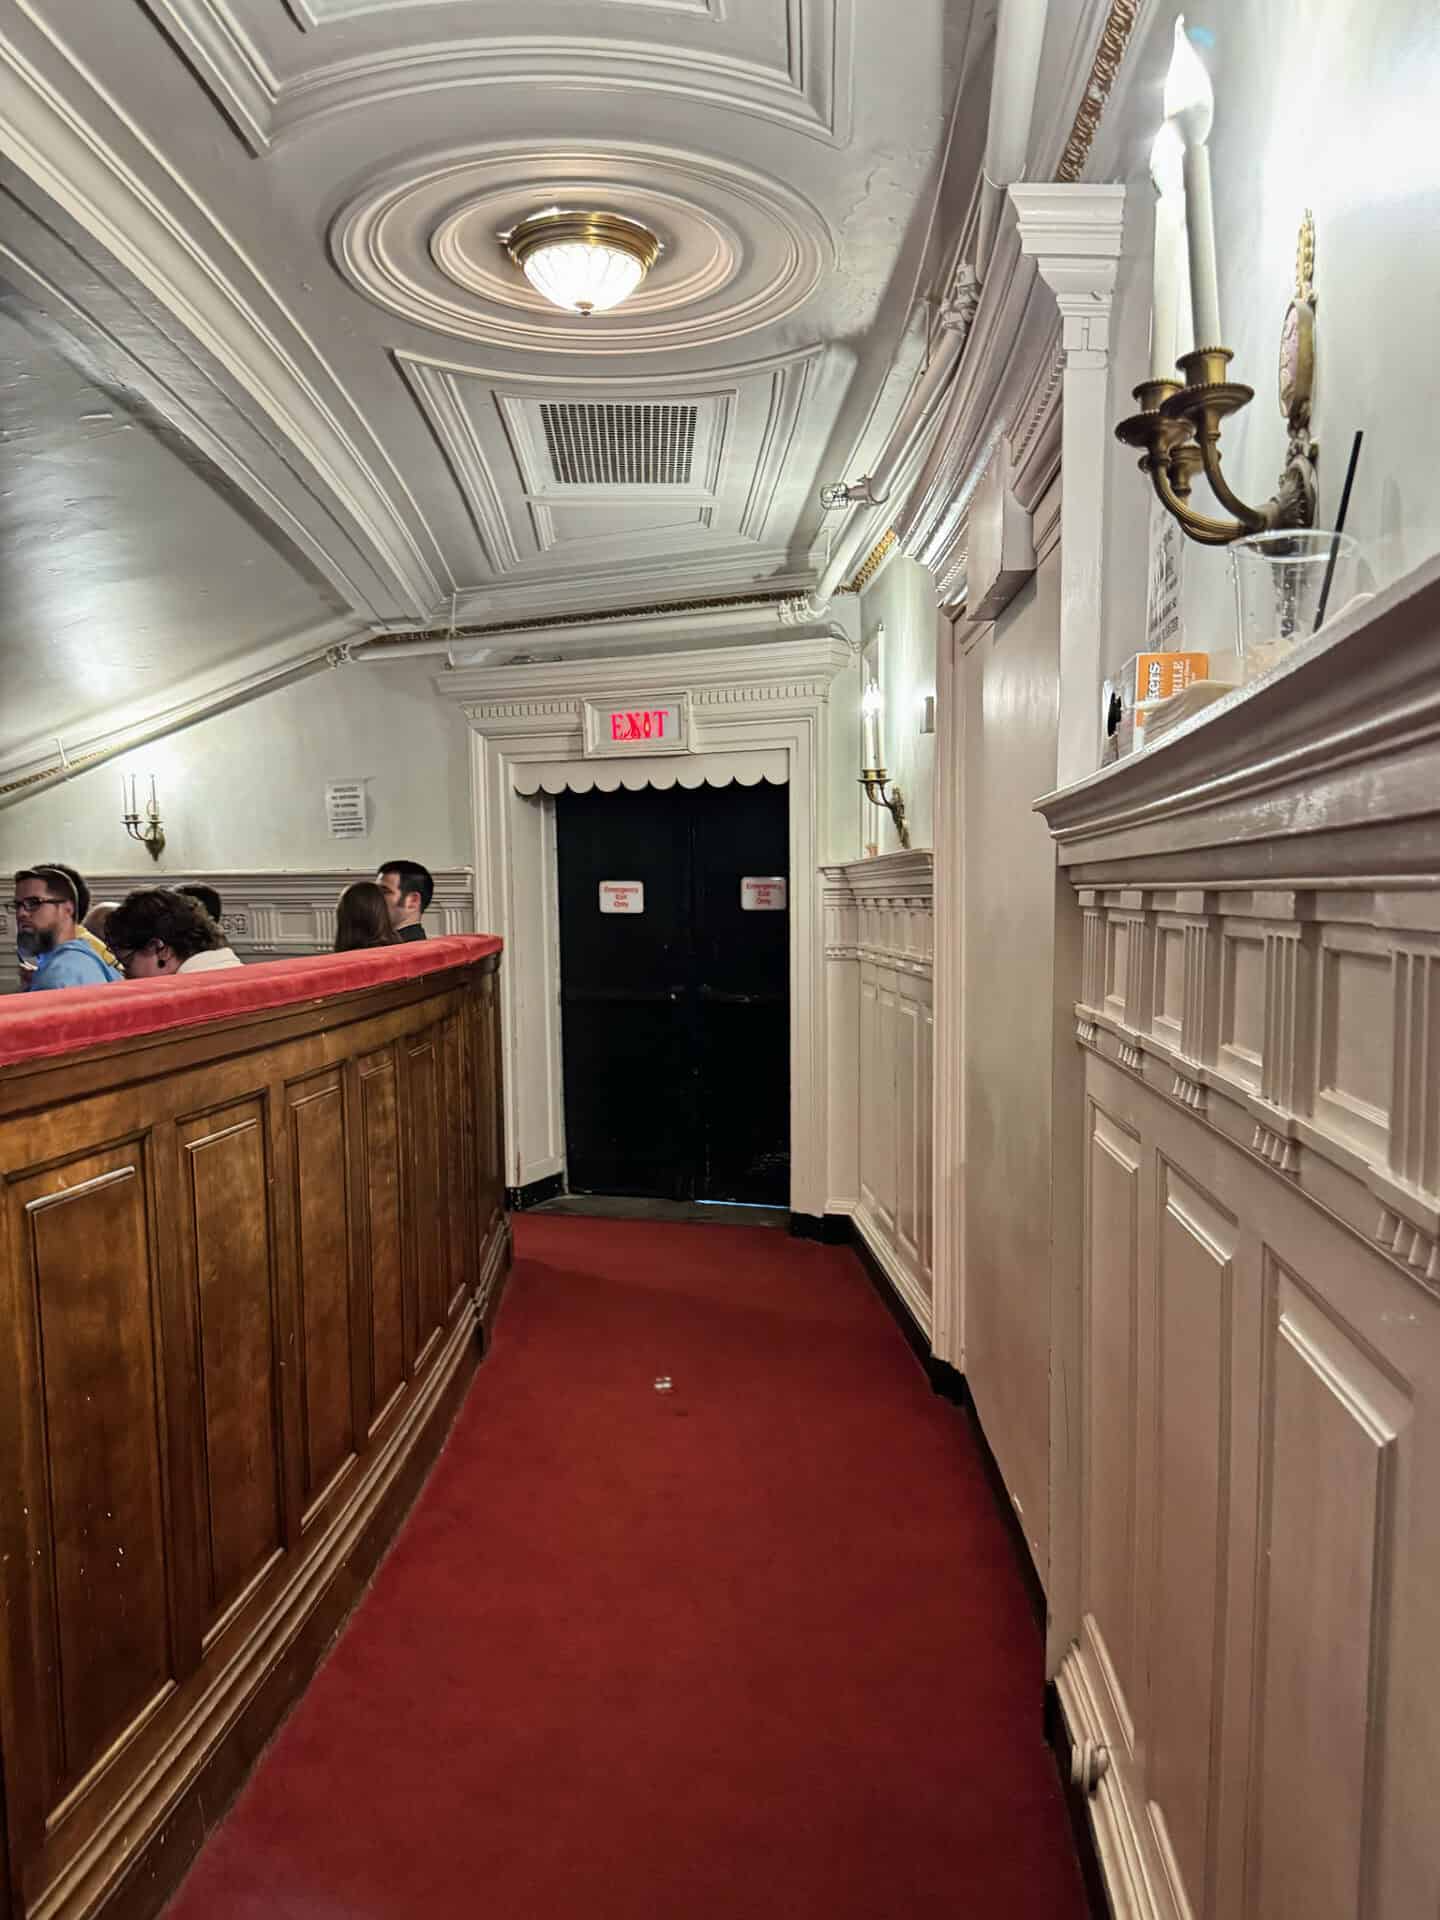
[106,888,243,979]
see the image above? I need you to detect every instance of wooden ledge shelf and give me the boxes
[0,944,509,1920]
[1036,549,1440,883]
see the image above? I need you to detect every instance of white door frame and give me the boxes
[439,636,852,1214]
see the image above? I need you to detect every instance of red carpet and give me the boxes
[164,1217,1087,1919]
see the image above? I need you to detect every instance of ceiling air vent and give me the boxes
[540,402,698,487]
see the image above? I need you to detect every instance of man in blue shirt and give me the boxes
[13,866,123,989]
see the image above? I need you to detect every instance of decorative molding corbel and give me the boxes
[1009,185,1125,359]
[1009,183,1126,788]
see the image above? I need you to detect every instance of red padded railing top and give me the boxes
[0,935,503,1067]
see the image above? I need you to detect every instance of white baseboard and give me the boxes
[852,1200,933,1344]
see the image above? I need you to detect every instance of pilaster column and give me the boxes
[1009,184,1126,789]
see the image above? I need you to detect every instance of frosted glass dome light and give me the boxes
[501,210,663,317]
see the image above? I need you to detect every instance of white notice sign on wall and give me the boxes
[599,881,645,915]
[741,876,786,911]
[325,780,367,839]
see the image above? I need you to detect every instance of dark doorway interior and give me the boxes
[555,780,789,1205]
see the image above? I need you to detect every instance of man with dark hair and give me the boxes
[376,860,433,942]
[107,888,243,979]
[177,882,223,924]
[12,866,123,989]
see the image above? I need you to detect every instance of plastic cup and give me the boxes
[1228,530,1358,681]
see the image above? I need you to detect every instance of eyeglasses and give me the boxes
[10,895,66,913]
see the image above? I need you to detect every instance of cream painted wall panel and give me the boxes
[834,853,933,1330]
[860,555,937,851]
[1249,1264,1411,1920]
[1083,1106,1142,1752]
[1061,1045,1440,1920]
[0,661,475,874]
[961,551,1062,1576]
[1146,1166,1239,1920]
[893,969,932,1290]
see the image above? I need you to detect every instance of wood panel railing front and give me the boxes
[0,942,508,1920]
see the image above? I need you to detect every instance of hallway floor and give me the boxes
[163,1217,1087,1919]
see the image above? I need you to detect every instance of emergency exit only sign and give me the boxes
[742,877,786,911]
[599,881,644,914]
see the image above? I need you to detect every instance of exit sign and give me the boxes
[583,693,691,757]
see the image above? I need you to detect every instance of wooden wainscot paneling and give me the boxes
[1040,569,1440,1920]
[176,1099,285,1642]
[286,1067,360,1530]
[0,945,508,1920]
[0,1146,176,1877]
[356,1047,406,1434]
[403,1026,448,1370]
[827,853,935,1338]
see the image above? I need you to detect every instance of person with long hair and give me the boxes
[335,881,400,952]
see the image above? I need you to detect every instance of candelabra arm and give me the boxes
[859,771,910,850]
[1148,452,1248,547]
[1189,419,1271,532]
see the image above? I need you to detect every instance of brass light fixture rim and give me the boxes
[501,208,664,276]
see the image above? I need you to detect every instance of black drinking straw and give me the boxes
[1312,429,1363,632]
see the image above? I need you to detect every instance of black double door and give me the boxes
[555,780,789,1205]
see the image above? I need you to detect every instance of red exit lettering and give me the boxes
[610,709,668,742]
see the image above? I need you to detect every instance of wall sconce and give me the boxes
[860,679,910,850]
[122,773,166,861]
[1114,17,1317,545]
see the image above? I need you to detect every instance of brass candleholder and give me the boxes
[860,768,910,849]
[123,777,166,861]
[1116,213,1319,546]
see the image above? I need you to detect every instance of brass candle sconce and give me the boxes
[859,673,910,849]
[859,767,910,850]
[1116,212,1318,546]
[122,773,166,861]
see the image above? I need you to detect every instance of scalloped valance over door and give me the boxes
[511,749,788,796]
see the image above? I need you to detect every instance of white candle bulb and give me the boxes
[862,680,883,769]
[1148,121,1186,381]
[1164,16,1221,349]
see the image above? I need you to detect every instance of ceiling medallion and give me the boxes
[501,209,663,317]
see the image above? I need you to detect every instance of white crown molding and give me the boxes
[291,0,718,21]
[442,632,854,714]
[137,0,280,150]
[897,185,1125,608]
[142,1,852,154]
[894,218,1055,599]
[1,5,443,617]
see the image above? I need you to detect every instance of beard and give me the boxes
[33,924,61,953]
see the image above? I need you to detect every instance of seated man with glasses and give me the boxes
[12,867,124,989]
[106,888,243,979]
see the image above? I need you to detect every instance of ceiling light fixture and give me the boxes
[501,209,662,317]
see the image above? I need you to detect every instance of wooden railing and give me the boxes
[0,938,508,1920]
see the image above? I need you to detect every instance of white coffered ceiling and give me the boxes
[0,0,991,763]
